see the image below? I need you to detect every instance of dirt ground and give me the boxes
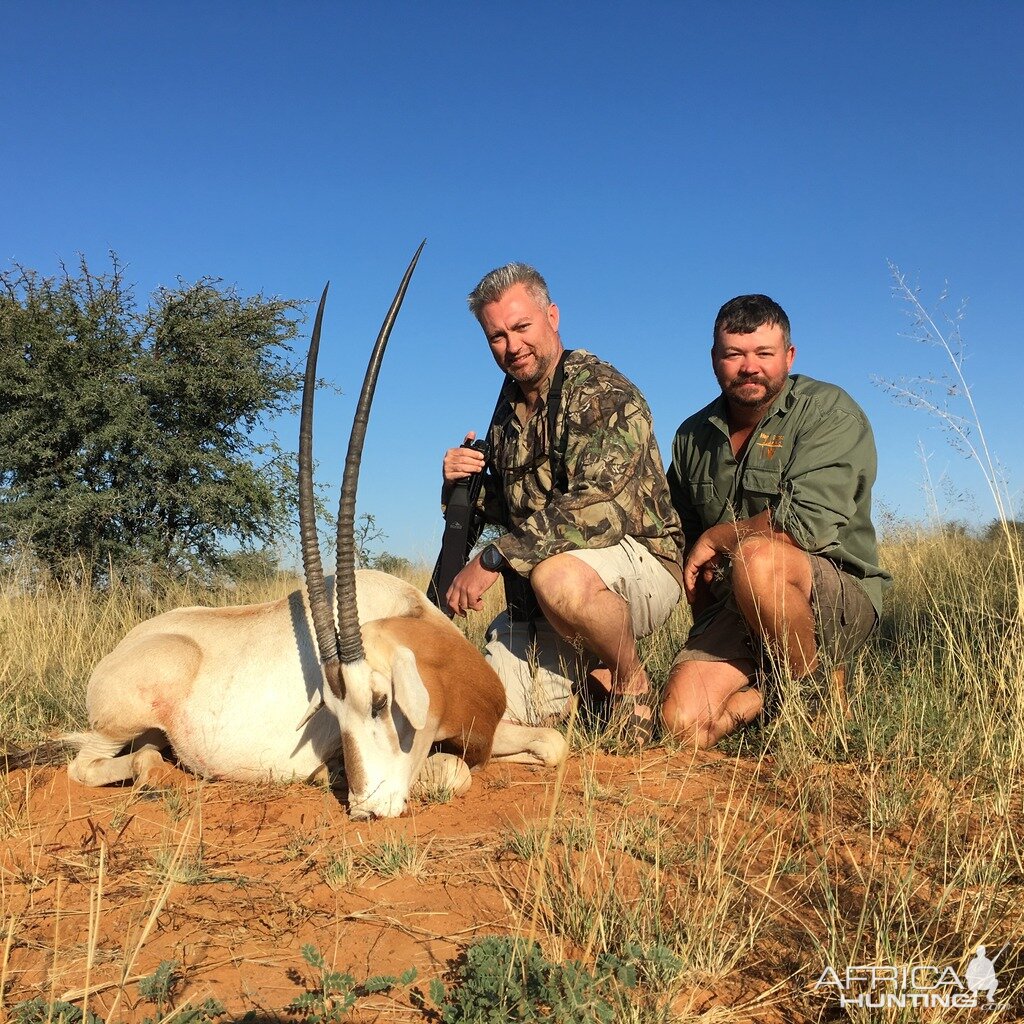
[1,749,1017,1022]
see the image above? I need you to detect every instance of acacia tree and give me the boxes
[0,255,304,582]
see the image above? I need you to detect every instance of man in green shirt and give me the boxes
[662,294,890,748]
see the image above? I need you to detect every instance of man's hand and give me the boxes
[443,431,486,485]
[683,510,794,604]
[446,554,499,617]
[683,526,730,605]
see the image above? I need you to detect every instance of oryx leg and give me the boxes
[68,729,169,787]
[489,721,568,767]
[412,752,473,798]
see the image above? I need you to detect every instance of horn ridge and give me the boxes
[298,282,341,668]
[336,241,426,663]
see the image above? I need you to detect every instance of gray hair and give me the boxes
[467,262,552,320]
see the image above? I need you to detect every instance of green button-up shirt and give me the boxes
[667,374,890,616]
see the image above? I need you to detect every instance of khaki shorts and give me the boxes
[487,536,682,724]
[672,554,877,678]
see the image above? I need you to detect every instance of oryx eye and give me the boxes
[371,694,388,718]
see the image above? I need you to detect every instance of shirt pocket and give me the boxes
[742,466,783,514]
[691,481,730,525]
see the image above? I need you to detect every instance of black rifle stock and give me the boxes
[427,439,487,615]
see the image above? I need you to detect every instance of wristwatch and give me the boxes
[479,543,505,572]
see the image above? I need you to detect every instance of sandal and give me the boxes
[616,692,657,748]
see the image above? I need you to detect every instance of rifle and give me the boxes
[427,350,573,619]
[426,438,488,616]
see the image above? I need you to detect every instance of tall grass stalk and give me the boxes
[103,817,196,1023]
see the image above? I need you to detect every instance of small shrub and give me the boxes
[138,959,180,1019]
[288,945,358,1023]
[321,851,353,889]
[500,824,545,859]
[9,1000,101,1024]
[136,959,229,1024]
[288,944,415,1022]
[427,935,661,1024]
[358,834,424,879]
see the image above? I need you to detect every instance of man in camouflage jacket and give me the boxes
[662,294,890,748]
[444,263,683,737]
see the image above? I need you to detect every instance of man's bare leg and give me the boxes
[732,536,817,676]
[662,537,820,748]
[661,658,762,748]
[529,553,653,728]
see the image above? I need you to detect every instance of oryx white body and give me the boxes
[68,569,566,817]
[58,250,568,820]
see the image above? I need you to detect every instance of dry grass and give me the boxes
[1,529,1023,1021]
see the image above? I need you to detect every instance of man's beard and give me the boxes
[509,351,555,389]
[726,374,787,409]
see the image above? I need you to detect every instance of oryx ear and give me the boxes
[390,647,430,731]
[296,690,324,731]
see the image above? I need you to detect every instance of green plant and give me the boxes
[282,832,314,861]
[151,841,213,885]
[288,944,415,1022]
[160,786,189,822]
[138,959,180,1019]
[358,834,425,879]
[9,999,101,1024]
[426,935,669,1024]
[500,824,545,860]
[136,959,229,1024]
[288,946,358,1022]
[321,851,353,889]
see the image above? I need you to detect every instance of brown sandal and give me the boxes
[617,692,657,747]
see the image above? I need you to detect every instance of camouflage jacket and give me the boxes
[477,349,684,583]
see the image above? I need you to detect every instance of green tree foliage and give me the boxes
[0,255,303,582]
[984,518,1024,544]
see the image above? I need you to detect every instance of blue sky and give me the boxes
[4,2,1022,563]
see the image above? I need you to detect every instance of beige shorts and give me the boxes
[486,536,682,723]
[672,553,877,678]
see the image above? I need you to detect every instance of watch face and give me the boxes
[482,544,502,571]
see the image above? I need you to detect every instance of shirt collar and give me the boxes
[501,364,558,424]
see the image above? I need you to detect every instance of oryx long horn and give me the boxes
[335,241,426,663]
[298,283,341,695]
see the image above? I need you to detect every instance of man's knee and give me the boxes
[660,662,713,742]
[732,536,810,604]
[660,657,760,747]
[530,553,605,614]
[660,669,699,741]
